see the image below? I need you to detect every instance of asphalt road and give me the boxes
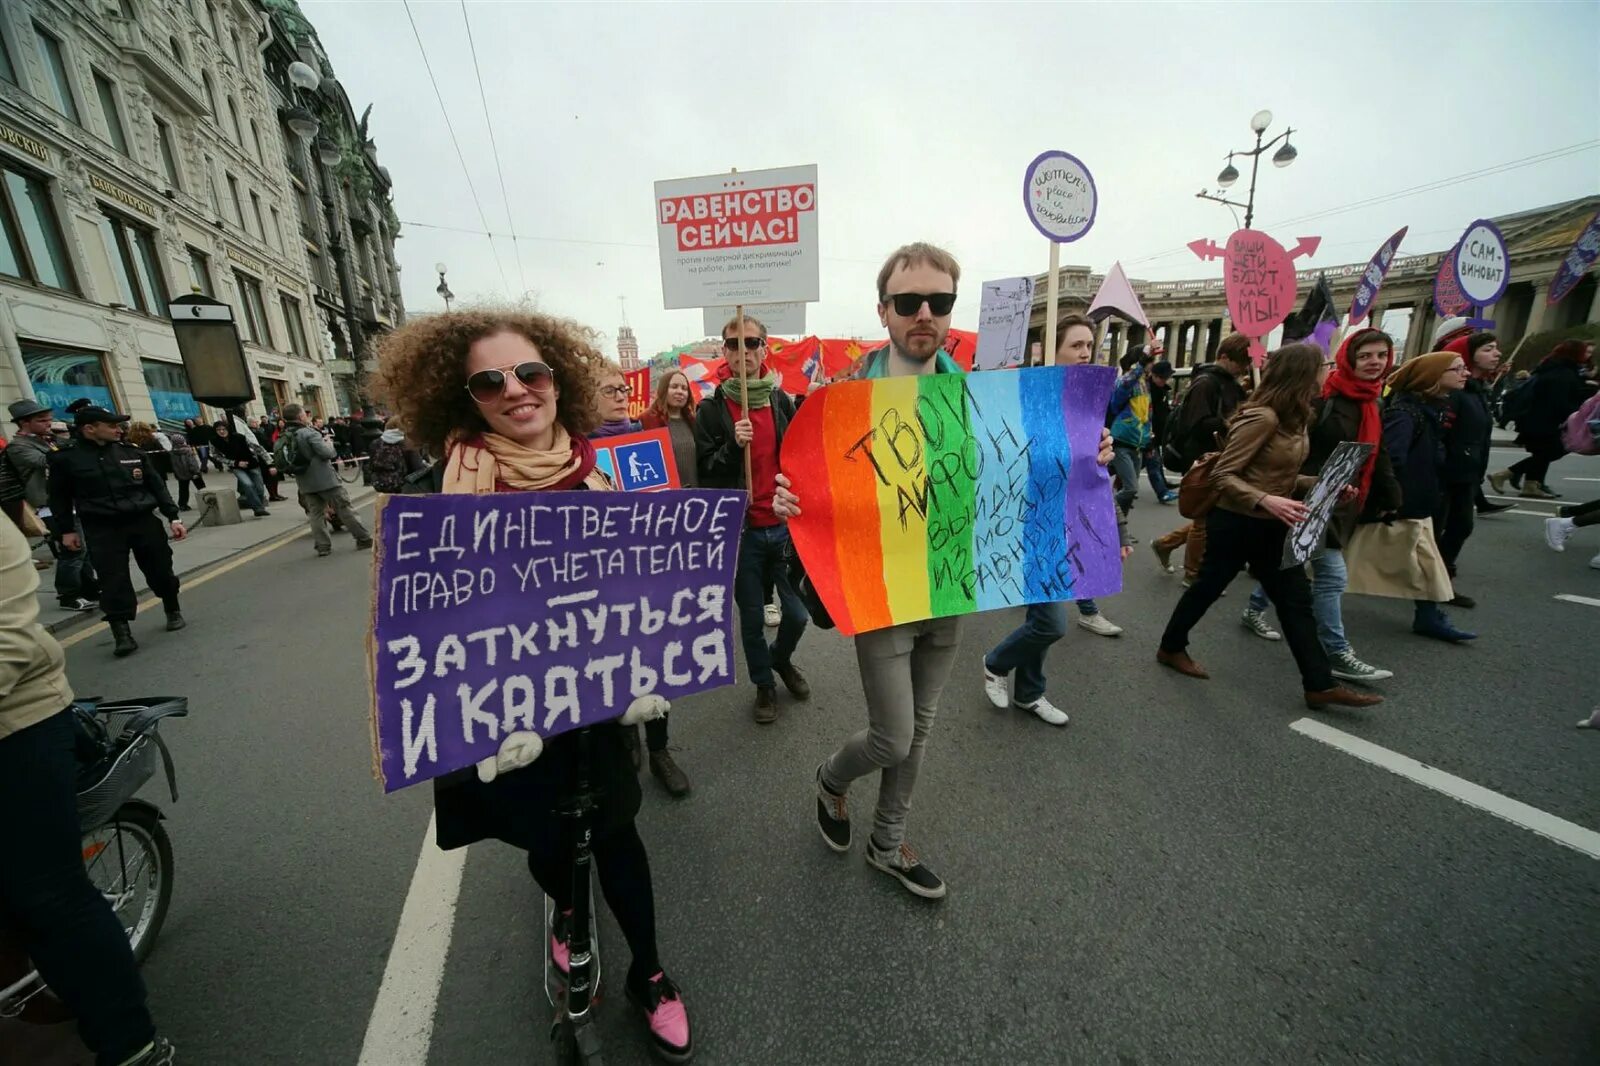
[12,450,1600,1066]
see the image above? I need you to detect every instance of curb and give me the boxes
[43,485,377,636]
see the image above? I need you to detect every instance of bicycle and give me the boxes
[334,455,365,484]
[0,697,188,1023]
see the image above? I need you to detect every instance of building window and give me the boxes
[185,245,213,296]
[167,35,183,63]
[233,270,271,346]
[118,0,137,17]
[306,247,329,288]
[0,164,77,292]
[0,29,17,85]
[280,295,309,358]
[93,71,130,155]
[230,32,243,67]
[98,208,170,316]
[226,97,241,144]
[201,70,217,117]
[248,191,265,239]
[268,206,282,251]
[204,168,220,217]
[141,359,201,425]
[23,344,115,413]
[155,118,182,189]
[34,25,81,124]
[206,3,220,39]
[225,173,242,228]
[249,119,263,162]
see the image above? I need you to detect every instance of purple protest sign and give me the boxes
[1549,210,1600,306]
[1347,226,1408,325]
[1433,244,1470,318]
[368,489,748,792]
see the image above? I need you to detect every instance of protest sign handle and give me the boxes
[1045,241,1061,366]
[736,301,754,493]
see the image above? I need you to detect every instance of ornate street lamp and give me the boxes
[435,262,454,311]
[1195,109,1299,229]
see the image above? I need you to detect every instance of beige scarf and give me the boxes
[441,426,611,495]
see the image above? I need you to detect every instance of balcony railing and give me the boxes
[106,17,209,117]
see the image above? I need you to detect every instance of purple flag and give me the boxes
[368,489,748,792]
[1549,210,1600,306]
[1433,244,1471,318]
[1347,226,1408,325]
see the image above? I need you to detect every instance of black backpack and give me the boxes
[368,440,410,493]
[273,429,312,476]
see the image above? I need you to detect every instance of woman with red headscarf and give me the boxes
[1488,339,1595,499]
[1302,327,1402,684]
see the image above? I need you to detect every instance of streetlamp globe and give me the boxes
[1250,109,1273,134]
[284,106,320,142]
[287,60,321,92]
[1272,140,1298,168]
[1216,158,1240,189]
[315,137,342,167]
[435,262,448,275]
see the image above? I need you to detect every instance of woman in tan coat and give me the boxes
[1156,343,1382,710]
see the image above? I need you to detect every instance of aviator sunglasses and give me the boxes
[465,361,555,404]
[884,292,957,317]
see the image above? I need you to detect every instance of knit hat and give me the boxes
[1387,351,1460,396]
[1431,316,1470,347]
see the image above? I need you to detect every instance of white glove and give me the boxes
[621,694,671,725]
[476,730,544,783]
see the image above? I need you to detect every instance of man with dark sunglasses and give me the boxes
[694,314,810,723]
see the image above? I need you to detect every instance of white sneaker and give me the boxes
[1077,613,1123,637]
[1329,650,1393,683]
[1241,609,1282,641]
[982,665,1009,709]
[763,603,780,627]
[1545,517,1576,552]
[1016,696,1069,726]
[1590,550,1600,571]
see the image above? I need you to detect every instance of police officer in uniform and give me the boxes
[46,407,187,657]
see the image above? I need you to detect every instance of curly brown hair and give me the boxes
[370,309,610,454]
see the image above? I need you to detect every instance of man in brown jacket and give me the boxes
[0,519,174,1064]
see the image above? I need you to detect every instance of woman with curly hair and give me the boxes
[372,309,693,1062]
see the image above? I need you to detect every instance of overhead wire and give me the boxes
[401,0,511,296]
[460,1,527,296]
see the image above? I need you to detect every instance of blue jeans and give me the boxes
[47,517,99,603]
[0,710,155,1064]
[1310,548,1349,654]
[1247,585,1270,614]
[1110,442,1140,514]
[985,601,1067,706]
[234,467,267,512]
[1143,448,1171,498]
[1076,599,1099,616]
[734,525,806,688]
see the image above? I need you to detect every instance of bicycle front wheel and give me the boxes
[82,804,173,963]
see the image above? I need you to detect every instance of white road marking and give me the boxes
[1508,508,1557,517]
[358,812,469,1066]
[1290,718,1600,861]
[1562,477,1600,483]
[1554,593,1600,608]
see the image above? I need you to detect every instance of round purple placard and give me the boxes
[1451,218,1510,308]
[1023,150,1097,243]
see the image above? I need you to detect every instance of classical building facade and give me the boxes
[1031,195,1600,368]
[0,0,401,427]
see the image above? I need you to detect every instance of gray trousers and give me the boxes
[300,485,369,552]
[821,617,963,852]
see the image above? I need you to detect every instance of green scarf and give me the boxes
[724,367,780,409]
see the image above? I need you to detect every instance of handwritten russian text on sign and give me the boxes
[1347,226,1408,325]
[592,428,680,493]
[782,366,1121,636]
[624,367,650,421]
[367,490,747,791]
[1023,151,1097,242]
[1432,244,1470,319]
[1282,441,1373,568]
[702,302,807,337]
[974,276,1036,371]
[1190,230,1318,364]
[654,165,819,310]
[1451,219,1509,308]
[1549,211,1600,306]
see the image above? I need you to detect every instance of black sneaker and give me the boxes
[58,597,97,612]
[124,1038,177,1065]
[774,661,810,700]
[865,840,947,899]
[815,764,850,852]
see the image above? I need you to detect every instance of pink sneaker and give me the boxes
[628,970,692,1062]
[549,909,571,975]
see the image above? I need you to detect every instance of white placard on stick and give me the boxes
[702,302,808,337]
[654,164,820,310]
[973,276,1035,371]
[1452,218,1510,308]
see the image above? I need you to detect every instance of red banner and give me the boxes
[625,367,651,421]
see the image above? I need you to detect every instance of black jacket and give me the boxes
[46,438,178,533]
[693,386,796,490]
[214,430,264,469]
[1382,393,1446,520]
[1170,363,1247,464]
[1148,379,1172,448]
[1305,394,1401,546]
[1444,378,1494,484]
[1516,360,1590,440]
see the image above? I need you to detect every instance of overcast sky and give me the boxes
[305,1,1600,361]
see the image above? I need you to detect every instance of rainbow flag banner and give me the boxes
[782,366,1121,636]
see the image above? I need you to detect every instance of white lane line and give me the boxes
[1562,477,1600,483]
[358,812,469,1066]
[1554,593,1600,608]
[1289,718,1600,861]
[1508,508,1557,517]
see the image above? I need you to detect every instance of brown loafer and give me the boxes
[1305,686,1384,710]
[1156,649,1209,679]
